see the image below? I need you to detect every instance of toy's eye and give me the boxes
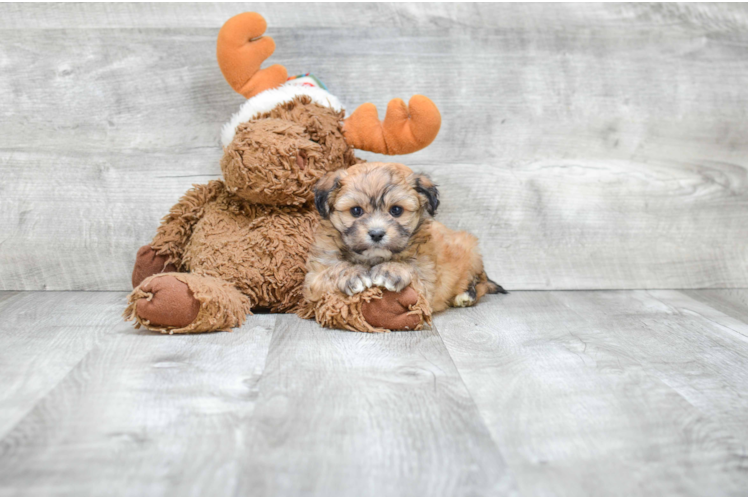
[389,206,404,217]
[350,206,364,217]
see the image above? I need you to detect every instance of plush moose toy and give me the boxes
[124,12,441,333]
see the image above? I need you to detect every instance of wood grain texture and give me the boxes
[2,3,748,32]
[0,151,223,291]
[0,303,277,496]
[0,294,515,496]
[429,160,748,289]
[2,290,748,494]
[649,289,748,343]
[232,315,515,496]
[2,3,748,290]
[560,290,748,449]
[0,292,124,438]
[434,291,748,495]
[682,289,748,326]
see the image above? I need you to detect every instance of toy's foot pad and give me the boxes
[135,275,200,329]
[361,286,422,331]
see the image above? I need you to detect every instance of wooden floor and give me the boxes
[1,290,747,496]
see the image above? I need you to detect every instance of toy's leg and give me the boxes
[298,286,431,333]
[131,245,177,288]
[124,273,252,334]
[361,286,431,331]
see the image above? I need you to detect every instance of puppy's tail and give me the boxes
[473,273,508,299]
[484,277,508,295]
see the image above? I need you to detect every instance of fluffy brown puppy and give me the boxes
[304,162,505,330]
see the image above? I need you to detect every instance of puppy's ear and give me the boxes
[412,173,439,216]
[314,170,343,219]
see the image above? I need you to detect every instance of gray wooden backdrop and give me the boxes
[2,3,747,291]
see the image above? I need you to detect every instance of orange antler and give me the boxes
[343,95,441,155]
[216,12,288,98]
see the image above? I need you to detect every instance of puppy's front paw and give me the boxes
[370,262,412,292]
[337,266,373,296]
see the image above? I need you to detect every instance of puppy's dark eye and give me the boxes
[350,206,364,217]
[389,206,404,217]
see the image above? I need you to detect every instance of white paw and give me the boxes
[370,268,410,292]
[453,292,475,308]
[342,273,373,296]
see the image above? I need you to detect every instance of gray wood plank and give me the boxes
[434,291,748,495]
[0,151,223,291]
[0,3,553,29]
[682,289,748,326]
[0,292,124,439]
[3,5,748,164]
[428,159,748,290]
[560,290,748,450]
[648,289,748,343]
[0,298,277,496]
[213,315,514,496]
[2,3,747,33]
[5,153,746,291]
[0,299,514,496]
[2,4,748,290]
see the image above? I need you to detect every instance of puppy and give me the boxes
[303,162,505,323]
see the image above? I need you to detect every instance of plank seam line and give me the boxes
[645,291,748,344]
[428,321,521,492]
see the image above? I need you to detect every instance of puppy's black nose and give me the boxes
[368,229,386,242]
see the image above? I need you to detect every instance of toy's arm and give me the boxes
[150,180,224,269]
[300,254,432,332]
[297,286,431,333]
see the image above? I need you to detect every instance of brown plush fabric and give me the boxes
[177,185,320,312]
[297,287,385,333]
[124,272,252,334]
[131,245,177,288]
[221,97,358,206]
[361,287,431,331]
[150,181,224,269]
[297,286,431,333]
[129,274,200,328]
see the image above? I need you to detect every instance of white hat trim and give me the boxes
[221,84,343,147]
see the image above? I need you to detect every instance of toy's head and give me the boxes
[216,12,442,207]
[220,96,357,206]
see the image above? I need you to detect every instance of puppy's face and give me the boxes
[315,162,439,262]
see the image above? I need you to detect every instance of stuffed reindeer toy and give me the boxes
[124,12,441,333]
